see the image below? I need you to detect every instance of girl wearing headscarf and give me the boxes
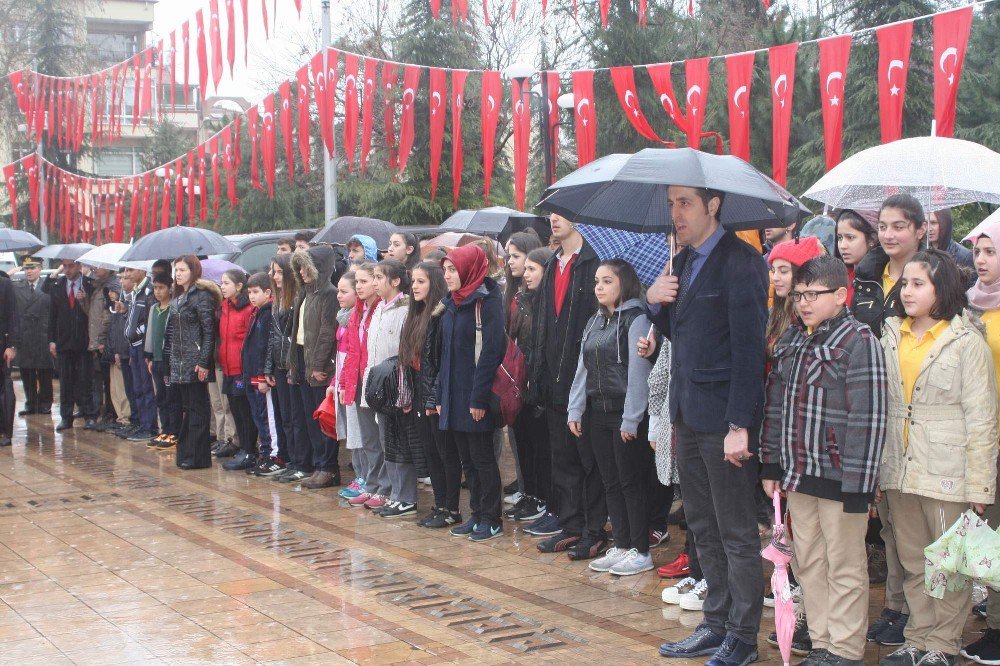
[437,245,506,542]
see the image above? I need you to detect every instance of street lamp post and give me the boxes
[506,63,574,189]
[321,0,337,223]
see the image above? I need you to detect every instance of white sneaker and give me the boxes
[589,547,629,573]
[503,490,523,506]
[678,579,708,611]
[417,477,431,485]
[609,549,654,576]
[662,576,698,604]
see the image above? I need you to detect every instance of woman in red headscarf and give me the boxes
[436,245,506,543]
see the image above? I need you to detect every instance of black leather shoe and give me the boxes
[55,421,73,431]
[84,419,97,430]
[706,634,758,666]
[18,408,35,416]
[659,625,726,658]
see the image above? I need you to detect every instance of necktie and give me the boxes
[30,282,34,293]
[68,283,76,309]
[675,251,696,311]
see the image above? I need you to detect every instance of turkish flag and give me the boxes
[186,151,197,223]
[480,70,502,204]
[24,155,39,222]
[195,11,209,98]
[156,41,165,119]
[129,175,140,238]
[725,53,754,161]
[261,0,269,39]
[311,51,331,159]
[430,0,441,19]
[240,0,249,65]
[3,164,18,229]
[117,181,127,241]
[261,94,277,197]
[511,78,531,211]
[451,69,469,208]
[233,115,242,168]
[169,32,177,112]
[360,58,377,173]
[197,145,208,221]
[248,105,261,190]
[343,54,360,171]
[208,136,221,216]
[452,0,468,24]
[934,7,972,138]
[225,0,236,75]
[174,160,185,226]
[279,81,295,183]
[182,21,191,105]
[683,58,710,148]
[572,70,596,167]
[876,21,913,144]
[599,0,610,27]
[381,62,399,169]
[130,57,142,129]
[296,66,311,173]
[325,49,339,158]
[140,48,154,121]
[545,71,560,183]
[9,71,27,114]
[209,0,224,89]
[610,66,666,144]
[221,125,237,208]
[160,168,171,230]
[397,65,422,175]
[768,42,798,186]
[818,35,851,170]
[428,68,447,201]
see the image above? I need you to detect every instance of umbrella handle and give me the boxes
[773,491,783,526]
[668,233,675,275]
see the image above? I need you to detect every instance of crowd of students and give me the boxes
[3,188,998,666]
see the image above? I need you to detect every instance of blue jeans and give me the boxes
[245,382,273,459]
[129,345,157,432]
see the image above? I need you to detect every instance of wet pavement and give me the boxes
[0,387,988,664]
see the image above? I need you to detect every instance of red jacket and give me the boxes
[219,295,253,377]
[337,296,379,405]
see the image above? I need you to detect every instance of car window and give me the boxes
[235,242,279,275]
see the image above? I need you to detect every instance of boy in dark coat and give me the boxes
[243,272,276,475]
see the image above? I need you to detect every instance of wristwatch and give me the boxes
[728,423,745,432]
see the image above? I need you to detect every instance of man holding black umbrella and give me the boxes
[46,260,97,431]
[645,186,769,666]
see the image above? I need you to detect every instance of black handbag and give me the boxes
[364,356,402,415]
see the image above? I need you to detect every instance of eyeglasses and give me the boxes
[790,289,838,302]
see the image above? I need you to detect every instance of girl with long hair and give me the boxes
[836,210,879,304]
[386,232,422,270]
[218,268,259,472]
[265,254,302,482]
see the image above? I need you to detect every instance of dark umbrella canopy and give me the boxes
[119,227,239,261]
[0,228,44,252]
[440,206,550,244]
[33,243,96,261]
[537,148,811,233]
[311,216,398,248]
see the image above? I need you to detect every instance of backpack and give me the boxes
[474,301,526,427]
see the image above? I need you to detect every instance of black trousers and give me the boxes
[226,389,258,458]
[649,481,673,533]
[0,364,13,439]
[58,351,95,422]
[92,352,113,419]
[417,411,461,512]
[547,407,606,538]
[450,430,501,527]
[294,348,338,472]
[151,361,181,436]
[272,368,296,463]
[20,367,53,412]
[176,382,212,469]
[585,407,649,553]
[675,419,764,644]
[285,377,313,473]
[512,405,551,504]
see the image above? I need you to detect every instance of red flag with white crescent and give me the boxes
[343,53,360,171]
[196,11,209,97]
[725,53,754,161]
[261,94,277,197]
[117,180,128,241]
[768,42,798,186]
[311,51,330,159]
[572,70,596,167]
[428,67,447,201]
[233,115,242,168]
[186,151,197,223]
[451,69,469,208]
[360,58,377,173]
[480,70,502,204]
[182,21,191,105]
[545,71,560,184]
[876,21,913,144]
[326,49,340,158]
[197,145,208,221]
[818,35,850,170]
[511,78,530,211]
[141,48,154,121]
[170,32,178,112]
[225,0,236,75]
[683,58,709,148]
[397,65,422,175]
[156,41,165,119]
[296,66,311,173]
[129,175,140,238]
[381,62,399,169]
[8,71,27,113]
[24,155,39,222]
[173,160,185,227]
[610,66,666,144]
[248,105,261,190]
[160,168,172,230]
[221,125,237,208]
[240,0,249,65]
[261,0,269,38]
[279,81,295,183]
[209,135,221,216]
[933,7,972,138]
[3,164,19,229]
[209,0,224,89]
[142,174,152,235]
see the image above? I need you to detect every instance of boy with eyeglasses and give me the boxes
[760,255,888,666]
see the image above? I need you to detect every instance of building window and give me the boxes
[93,149,138,177]
[87,32,139,67]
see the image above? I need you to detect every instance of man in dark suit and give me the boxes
[0,268,18,446]
[13,258,54,416]
[645,186,769,666]
[46,260,96,431]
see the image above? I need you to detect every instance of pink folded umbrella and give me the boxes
[761,492,795,666]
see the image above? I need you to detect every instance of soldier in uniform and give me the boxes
[13,257,54,416]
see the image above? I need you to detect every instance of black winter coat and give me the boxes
[265,302,292,375]
[125,276,156,348]
[166,283,217,384]
[46,275,95,353]
[241,302,272,381]
[415,304,444,412]
[288,245,338,386]
[851,246,903,339]
[12,279,49,369]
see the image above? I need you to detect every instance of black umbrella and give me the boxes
[33,243,96,261]
[311,216,398,248]
[439,206,550,244]
[537,148,811,234]
[0,228,44,252]
[119,227,239,261]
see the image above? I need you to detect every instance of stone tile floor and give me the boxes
[0,388,989,664]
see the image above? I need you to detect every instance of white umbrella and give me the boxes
[803,137,1000,213]
[962,208,1000,243]
[77,243,132,271]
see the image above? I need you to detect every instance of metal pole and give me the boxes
[539,41,554,187]
[32,59,48,245]
[321,0,337,224]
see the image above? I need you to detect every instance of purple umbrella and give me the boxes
[200,258,244,284]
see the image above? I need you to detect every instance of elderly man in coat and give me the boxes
[13,257,54,417]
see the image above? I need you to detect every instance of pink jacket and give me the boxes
[337,297,379,405]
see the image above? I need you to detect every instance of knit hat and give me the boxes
[767,236,824,268]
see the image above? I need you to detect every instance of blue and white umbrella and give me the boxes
[577,224,670,286]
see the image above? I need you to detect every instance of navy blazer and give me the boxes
[647,230,769,434]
